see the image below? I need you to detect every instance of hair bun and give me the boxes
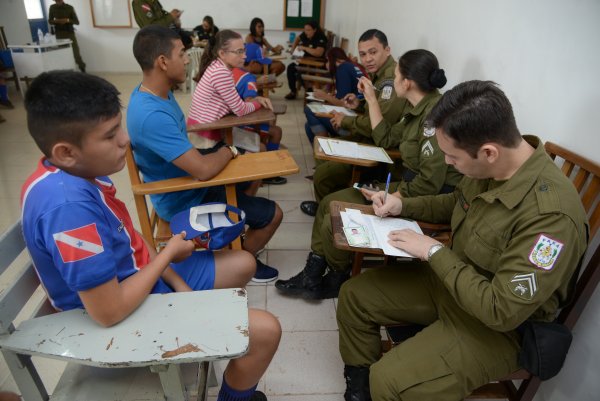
[429,68,447,89]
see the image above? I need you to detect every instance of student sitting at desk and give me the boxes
[244,42,285,77]
[127,26,282,283]
[21,70,281,401]
[193,15,219,41]
[244,17,285,76]
[304,46,366,144]
[285,20,328,100]
[189,30,272,150]
[246,17,283,54]
[277,49,462,300]
[232,66,287,185]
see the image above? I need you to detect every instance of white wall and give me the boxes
[326,1,600,400]
[326,0,600,162]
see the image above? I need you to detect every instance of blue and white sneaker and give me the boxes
[252,259,279,283]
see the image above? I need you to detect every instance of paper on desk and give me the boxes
[232,127,260,153]
[292,48,305,58]
[306,92,325,102]
[341,208,422,258]
[317,138,393,164]
[307,103,357,116]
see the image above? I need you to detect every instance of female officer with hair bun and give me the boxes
[358,48,462,198]
[276,49,463,302]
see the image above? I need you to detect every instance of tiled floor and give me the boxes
[0,74,347,399]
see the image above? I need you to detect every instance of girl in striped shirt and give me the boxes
[188,29,272,150]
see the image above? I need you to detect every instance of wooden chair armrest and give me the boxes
[296,66,330,75]
[297,57,326,68]
[301,74,334,85]
[132,150,300,196]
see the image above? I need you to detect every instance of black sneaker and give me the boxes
[0,99,14,109]
[252,258,279,283]
[251,390,268,401]
[284,91,297,100]
[262,176,287,185]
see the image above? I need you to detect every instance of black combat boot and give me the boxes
[344,365,371,401]
[274,252,327,297]
[307,268,350,299]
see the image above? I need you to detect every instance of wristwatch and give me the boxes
[228,145,239,159]
[427,243,444,262]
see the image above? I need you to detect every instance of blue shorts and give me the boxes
[152,250,216,292]
[203,184,276,230]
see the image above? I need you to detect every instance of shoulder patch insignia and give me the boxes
[141,4,151,11]
[421,140,434,157]
[381,85,393,100]
[509,272,538,300]
[423,126,435,137]
[528,234,563,270]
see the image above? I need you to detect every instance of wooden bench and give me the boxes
[0,220,249,401]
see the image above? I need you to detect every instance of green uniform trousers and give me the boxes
[56,32,85,72]
[337,265,521,401]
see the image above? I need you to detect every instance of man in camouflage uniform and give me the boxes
[48,0,85,72]
[338,80,589,401]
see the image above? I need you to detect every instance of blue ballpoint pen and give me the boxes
[381,172,391,219]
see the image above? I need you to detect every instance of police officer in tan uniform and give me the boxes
[299,30,409,217]
[277,50,461,300]
[48,0,85,72]
[337,80,589,401]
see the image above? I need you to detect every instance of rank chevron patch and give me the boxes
[509,272,538,300]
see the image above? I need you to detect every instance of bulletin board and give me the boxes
[283,0,325,30]
[90,0,132,28]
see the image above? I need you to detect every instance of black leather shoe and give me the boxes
[300,200,318,216]
[284,91,297,100]
[263,176,287,185]
[344,366,371,401]
[306,269,350,299]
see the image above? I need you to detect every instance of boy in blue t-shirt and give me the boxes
[21,70,280,401]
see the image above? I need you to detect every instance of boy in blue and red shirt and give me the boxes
[20,70,279,401]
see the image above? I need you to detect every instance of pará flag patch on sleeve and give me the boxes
[141,4,151,11]
[53,223,105,263]
[528,234,563,271]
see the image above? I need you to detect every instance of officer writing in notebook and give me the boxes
[337,80,588,401]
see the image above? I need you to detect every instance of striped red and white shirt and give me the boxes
[187,58,261,141]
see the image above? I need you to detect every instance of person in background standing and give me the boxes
[48,0,86,73]
[131,0,191,49]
